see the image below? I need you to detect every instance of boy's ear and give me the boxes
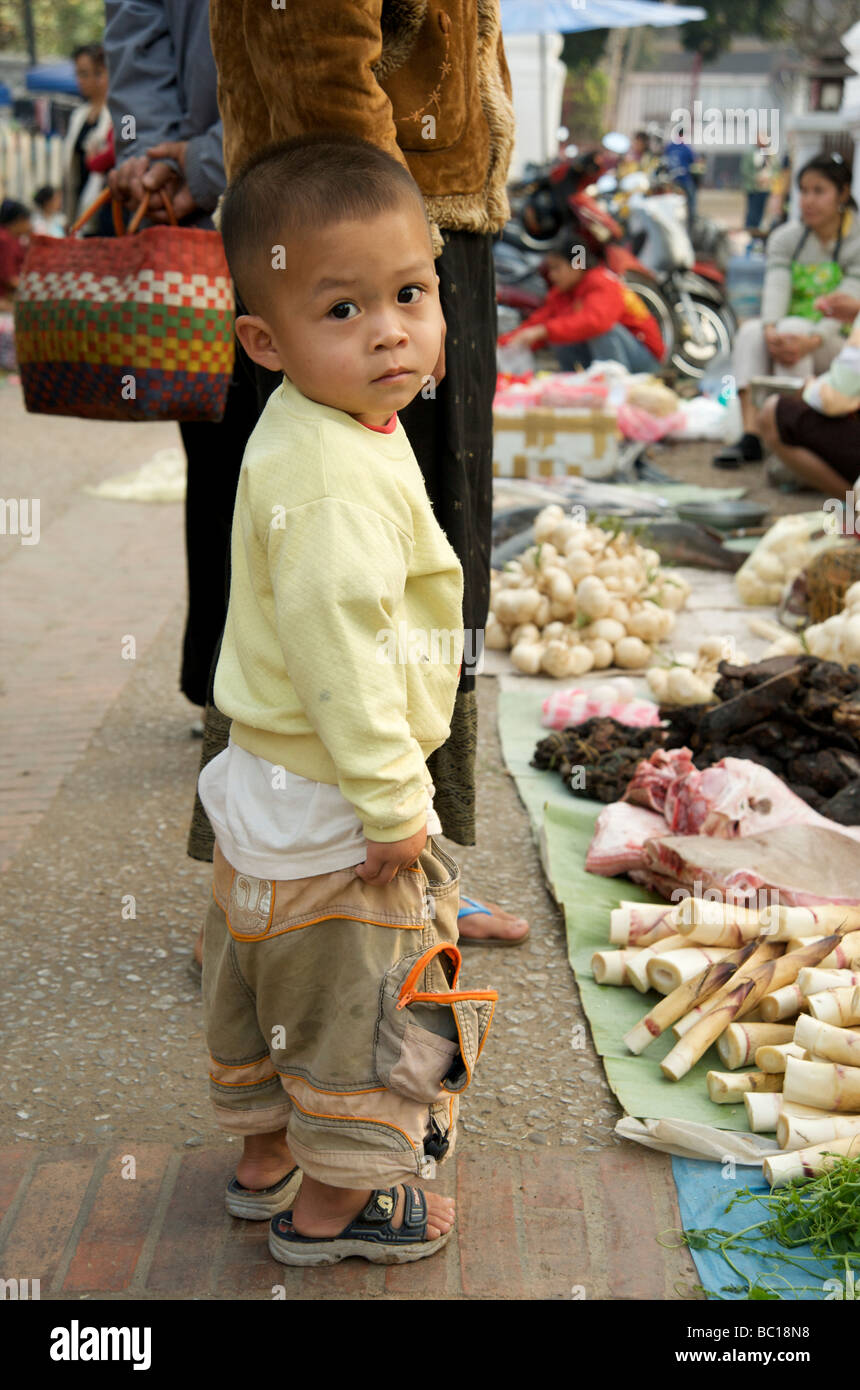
[234,314,283,372]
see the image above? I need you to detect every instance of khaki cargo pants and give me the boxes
[202,838,496,1189]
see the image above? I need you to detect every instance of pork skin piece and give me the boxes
[584,802,667,877]
[631,755,860,841]
[630,825,860,907]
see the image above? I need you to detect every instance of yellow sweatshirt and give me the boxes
[213,376,464,843]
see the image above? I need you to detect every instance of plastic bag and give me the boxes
[735,511,846,608]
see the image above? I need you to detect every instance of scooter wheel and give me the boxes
[671,297,734,379]
[622,273,679,366]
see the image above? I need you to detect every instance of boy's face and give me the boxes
[545,255,584,291]
[236,199,443,427]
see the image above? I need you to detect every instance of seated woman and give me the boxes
[714,152,860,468]
[758,289,860,500]
[498,232,664,373]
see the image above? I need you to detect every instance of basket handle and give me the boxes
[70,186,178,236]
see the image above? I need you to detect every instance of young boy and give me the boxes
[197,134,496,1267]
[499,233,664,372]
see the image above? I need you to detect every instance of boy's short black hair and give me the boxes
[33,185,57,209]
[544,229,604,271]
[220,133,432,315]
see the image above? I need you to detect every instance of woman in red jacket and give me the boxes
[499,233,664,372]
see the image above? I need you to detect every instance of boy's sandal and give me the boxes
[268,1185,452,1266]
[458,894,530,947]
[225,1166,302,1220]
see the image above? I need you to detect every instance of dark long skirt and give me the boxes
[186,228,497,857]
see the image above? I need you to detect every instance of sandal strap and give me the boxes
[271,1185,429,1247]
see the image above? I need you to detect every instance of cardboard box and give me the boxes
[493,406,620,479]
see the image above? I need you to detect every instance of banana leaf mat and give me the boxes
[497,686,747,1129]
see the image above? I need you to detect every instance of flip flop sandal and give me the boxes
[268,1185,452,1266]
[457,894,530,947]
[226,1166,302,1220]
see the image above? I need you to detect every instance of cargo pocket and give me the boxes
[375,943,497,1104]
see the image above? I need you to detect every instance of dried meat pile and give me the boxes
[660,655,860,824]
[531,716,666,802]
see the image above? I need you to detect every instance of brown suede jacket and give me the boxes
[209,0,515,256]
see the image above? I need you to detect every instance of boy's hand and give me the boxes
[355,826,427,886]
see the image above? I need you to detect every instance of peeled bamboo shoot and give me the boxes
[759,983,808,1022]
[672,899,769,947]
[756,1042,807,1073]
[763,1134,860,1187]
[624,934,687,992]
[807,988,860,1027]
[777,1112,860,1150]
[609,903,678,947]
[783,1056,860,1112]
[759,905,860,940]
[623,940,760,1056]
[744,1091,783,1132]
[706,1070,782,1104]
[646,946,732,994]
[717,1022,795,1070]
[591,948,644,986]
[797,967,860,996]
[794,1014,860,1067]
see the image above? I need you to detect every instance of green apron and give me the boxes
[787,221,844,321]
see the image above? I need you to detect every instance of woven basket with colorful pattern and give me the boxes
[14,190,234,422]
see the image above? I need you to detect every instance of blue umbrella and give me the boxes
[500,1,705,34]
[501,1,705,160]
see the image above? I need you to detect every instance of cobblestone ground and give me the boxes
[0,387,701,1299]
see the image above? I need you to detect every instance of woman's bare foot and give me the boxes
[458,897,529,943]
[235,1130,296,1191]
[291,1177,455,1241]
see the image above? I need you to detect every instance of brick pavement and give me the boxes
[0,1142,694,1300]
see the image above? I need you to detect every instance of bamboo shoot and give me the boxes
[807,988,860,1028]
[609,903,678,946]
[785,933,860,968]
[673,942,782,1037]
[624,934,688,992]
[756,1042,807,1073]
[794,1014,860,1068]
[797,967,860,996]
[759,984,808,1022]
[763,1134,860,1187]
[783,1056,860,1112]
[777,1112,860,1151]
[706,1070,782,1104]
[591,948,644,986]
[744,1091,783,1132]
[646,946,732,994]
[623,940,760,1055]
[717,1022,795,1070]
[759,905,860,940]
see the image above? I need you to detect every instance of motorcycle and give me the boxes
[495,141,680,364]
[600,166,736,379]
